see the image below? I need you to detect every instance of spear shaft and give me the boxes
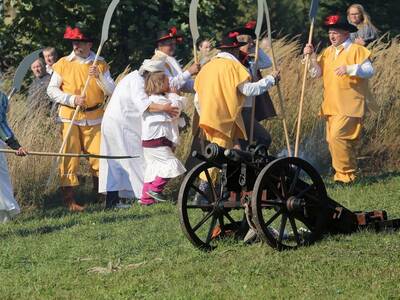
[0,149,136,159]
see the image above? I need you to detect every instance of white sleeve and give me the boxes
[181,79,195,93]
[168,93,187,110]
[257,48,273,69]
[46,71,76,107]
[169,70,192,90]
[133,78,152,114]
[238,75,276,96]
[346,59,374,79]
[96,70,116,96]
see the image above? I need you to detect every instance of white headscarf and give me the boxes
[139,58,165,75]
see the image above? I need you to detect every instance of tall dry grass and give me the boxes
[1,36,399,207]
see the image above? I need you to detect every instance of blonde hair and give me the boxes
[144,71,167,96]
[347,4,378,31]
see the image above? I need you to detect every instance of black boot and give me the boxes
[92,176,105,203]
[105,191,119,209]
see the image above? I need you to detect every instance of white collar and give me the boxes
[66,51,104,63]
[215,51,241,63]
[154,50,182,73]
[154,49,168,59]
[334,38,352,51]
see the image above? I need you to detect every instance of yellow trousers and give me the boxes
[59,123,101,187]
[326,116,362,183]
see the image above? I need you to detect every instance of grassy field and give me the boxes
[0,35,399,299]
[1,173,399,299]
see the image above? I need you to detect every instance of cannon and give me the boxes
[177,143,400,251]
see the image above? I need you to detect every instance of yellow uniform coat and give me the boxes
[194,57,250,148]
[52,57,109,121]
[52,56,110,186]
[319,43,371,117]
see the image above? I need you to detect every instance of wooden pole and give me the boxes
[269,40,292,156]
[249,39,260,145]
[0,148,134,159]
[193,44,199,64]
[294,21,315,157]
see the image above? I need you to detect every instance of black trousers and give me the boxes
[239,107,272,150]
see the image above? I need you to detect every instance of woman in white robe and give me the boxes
[98,60,180,208]
[0,91,27,223]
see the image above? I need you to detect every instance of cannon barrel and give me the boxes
[224,148,253,163]
[204,143,227,161]
[205,143,255,164]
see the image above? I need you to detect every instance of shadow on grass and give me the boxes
[1,207,172,240]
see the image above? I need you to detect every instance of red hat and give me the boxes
[156,26,183,44]
[323,14,358,33]
[216,31,248,49]
[229,20,257,39]
[64,25,93,42]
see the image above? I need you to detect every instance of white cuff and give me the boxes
[67,95,76,107]
[182,70,192,81]
[263,75,276,86]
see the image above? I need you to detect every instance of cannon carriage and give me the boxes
[177,143,400,251]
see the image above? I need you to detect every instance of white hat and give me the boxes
[139,58,165,75]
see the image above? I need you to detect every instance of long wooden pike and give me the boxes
[0,149,137,159]
[263,0,292,156]
[249,0,265,144]
[294,0,319,157]
[8,49,43,99]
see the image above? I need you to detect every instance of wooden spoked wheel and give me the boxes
[251,157,329,251]
[178,162,247,251]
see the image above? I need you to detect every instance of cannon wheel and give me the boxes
[178,162,247,251]
[252,157,329,251]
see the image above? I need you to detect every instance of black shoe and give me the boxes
[105,191,119,209]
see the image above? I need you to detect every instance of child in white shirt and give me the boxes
[139,71,186,205]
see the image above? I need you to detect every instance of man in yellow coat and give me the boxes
[304,14,375,184]
[47,25,115,211]
[195,32,279,149]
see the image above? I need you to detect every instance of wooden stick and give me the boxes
[269,40,292,156]
[0,148,135,159]
[294,21,315,157]
[193,44,199,64]
[249,39,260,145]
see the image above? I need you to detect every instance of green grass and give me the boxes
[0,174,399,299]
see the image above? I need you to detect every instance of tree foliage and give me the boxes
[1,0,399,74]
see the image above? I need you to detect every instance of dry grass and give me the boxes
[1,36,399,207]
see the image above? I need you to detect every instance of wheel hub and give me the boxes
[286,196,305,212]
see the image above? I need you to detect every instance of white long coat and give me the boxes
[98,71,151,198]
[0,142,20,223]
